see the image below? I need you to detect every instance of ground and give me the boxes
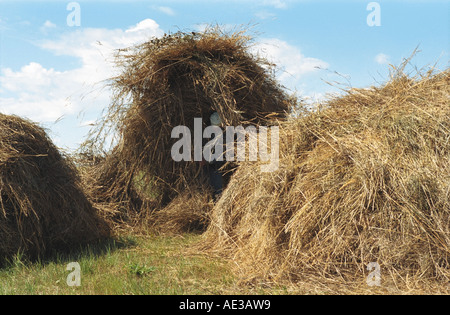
[0,233,447,295]
[0,233,292,295]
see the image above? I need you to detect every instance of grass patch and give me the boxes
[1,232,438,295]
[0,234,289,295]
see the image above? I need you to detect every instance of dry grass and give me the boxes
[77,27,448,293]
[0,114,110,264]
[81,28,293,231]
[150,183,214,235]
[201,66,450,293]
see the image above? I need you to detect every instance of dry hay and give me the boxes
[82,28,293,231]
[0,114,110,264]
[150,183,214,235]
[201,67,450,292]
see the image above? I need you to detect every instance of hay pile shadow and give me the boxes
[81,28,293,232]
[202,67,449,291]
[0,114,110,264]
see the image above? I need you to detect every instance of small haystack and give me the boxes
[83,29,293,231]
[202,67,450,291]
[0,114,109,263]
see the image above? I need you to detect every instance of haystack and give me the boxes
[202,67,449,290]
[82,29,293,231]
[0,114,109,263]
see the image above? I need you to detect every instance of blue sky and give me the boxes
[0,0,449,151]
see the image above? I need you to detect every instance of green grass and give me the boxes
[0,234,288,295]
[2,233,433,295]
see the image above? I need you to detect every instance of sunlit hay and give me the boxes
[202,67,450,292]
[0,114,110,264]
[81,27,293,231]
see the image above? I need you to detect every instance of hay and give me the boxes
[150,183,214,235]
[0,114,109,263]
[82,28,293,230]
[202,67,450,291]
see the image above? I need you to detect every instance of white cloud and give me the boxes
[155,6,176,16]
[0,63,73,121]
[39,20,57,34]
[262,0,288,9]
[125,18,162,35]
[0,19,329,149]
[251,38,329,90]
[375,53,390,65]
[0,19,164,149]
[43,20,56,28]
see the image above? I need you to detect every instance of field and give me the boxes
[0,233,296,295]
[0,31,448,296]
[1,232,427,295]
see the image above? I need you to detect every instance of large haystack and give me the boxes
[0,114,109,263]
[83,29,293,230]
[202,68,449,291]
